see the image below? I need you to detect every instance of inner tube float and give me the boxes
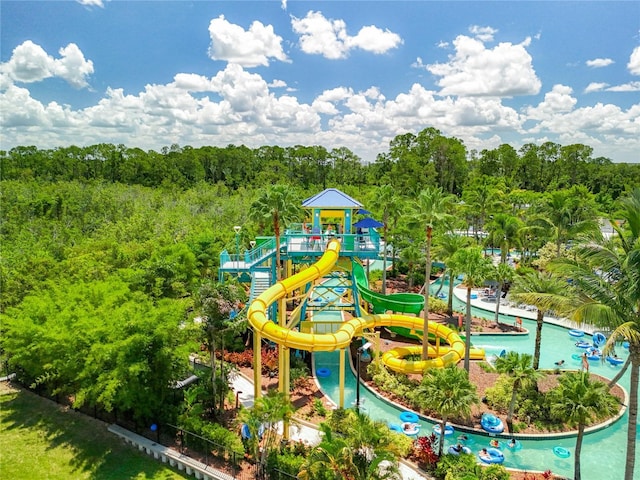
[606,356,624,366]
[553,446,570,458]
[575,341,591,349]
[569,329,585,338]
[592,332,607,347]
[399,411,419,423]
[489,439,503,449]
[433,424,455,436]
[316,367,331,377]
[401,422,420,436]
[448,445,472,455]
[388,423,403,433]
[571,353,583,361]
[587,348,602,361]
[506,439,523,451]
[478,447,505,464]
[480,413,505,434]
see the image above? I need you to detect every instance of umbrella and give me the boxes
[356,208,371,215]
[353,217,384,229]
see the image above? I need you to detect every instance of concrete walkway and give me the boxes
[452,285,598,334]
[228,371,433,480]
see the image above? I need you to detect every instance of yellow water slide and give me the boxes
[247,239,476,373]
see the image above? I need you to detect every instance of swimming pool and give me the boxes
[311,278,638,479]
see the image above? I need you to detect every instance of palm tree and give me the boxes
[508,269,568,369]
[533,187,599,257]
[548,372,618,480]
[196,281,245,417]
[485,213,523,263]
[494,352,542,434]
[238,389,296,465]
[298,411,402,480]
[448,246,493,371]
[434,232,470,316]
[549,187,640,480]
[416,365,479,456]
[399,244,422,290]
[248,184,303,281]
[490,262,516,324]
[369,184,404,294]
[409,187,454,360]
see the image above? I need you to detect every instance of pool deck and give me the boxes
[452,286,598,335]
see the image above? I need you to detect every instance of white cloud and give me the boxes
[606,81,640,92]
[628,46,640,75]
[207,15,289,67]
[1,57,638,164]
[469,25,497,42]
[77,0,104,7]
[291,11,401,59]
[427,35,541,97]
[585,82,608,93]
[525,84,576,119]
[586,58,614,68]
[281,0,287,11]
[0,40,94,88]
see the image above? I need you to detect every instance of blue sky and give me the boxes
[1,0,639,163]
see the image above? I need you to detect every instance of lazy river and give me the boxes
[311,277,638,480]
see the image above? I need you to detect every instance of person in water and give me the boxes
[490,439,500,448]
[555,359,565,366]
[452,443,463,453]
[479,448,491,460]
[508,438,517,448]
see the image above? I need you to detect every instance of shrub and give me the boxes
[480,464,511,480]
[412,434,439,469]
[311,398,327,418]
[199,422,244,458]
[428,296,448,314]
[265,446,307,477]
[484,375,512,412]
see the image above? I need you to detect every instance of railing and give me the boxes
[220,231,382,273]
[284,232,380,255]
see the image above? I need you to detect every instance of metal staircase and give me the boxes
[249,269,272,303]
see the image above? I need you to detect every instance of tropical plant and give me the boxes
[248,184,303,281]
[549,187,640,480]
[531,187,600,256]
[494,352,543,434]
[195,281,246,416]
[485,213,523,263]
[548,372,618,480]
[237,389,296,465]
[369,184,404,294]
[433,232,471,315]
[298,410,403,480]
[508,269,568,369]
[408,187,454,360]
[490,262,516,324]
[415,365,479,456]
[448,246,493,371]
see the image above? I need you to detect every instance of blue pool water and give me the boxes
[311,278,638,479]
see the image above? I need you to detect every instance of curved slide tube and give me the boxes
[352,261,424,315]
[248,240,478,373]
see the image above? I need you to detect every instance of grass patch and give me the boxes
[0,383,189,480]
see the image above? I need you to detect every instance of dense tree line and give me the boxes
[2,128,638,201]
[1,128,638,435]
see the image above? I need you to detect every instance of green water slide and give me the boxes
[352,261,424,315]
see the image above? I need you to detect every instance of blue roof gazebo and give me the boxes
[301,188,363,234]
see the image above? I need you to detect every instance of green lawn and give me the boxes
[0,383,190,480]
